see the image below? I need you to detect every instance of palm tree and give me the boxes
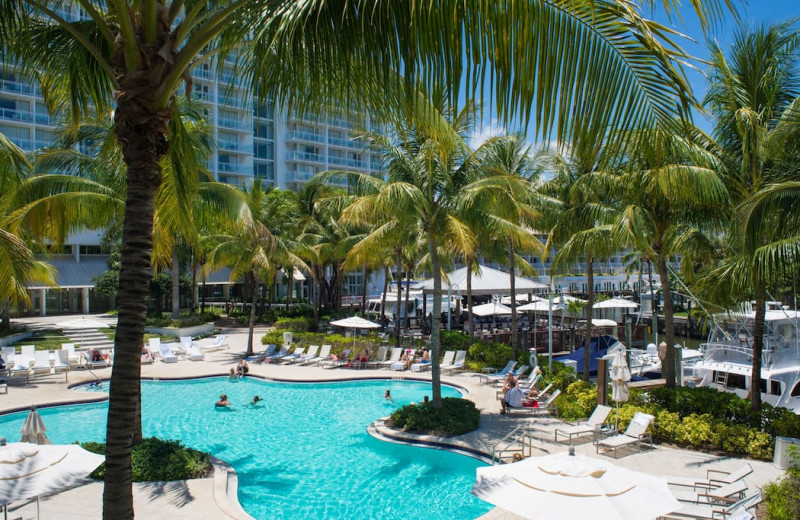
[0,1,726,515]
[698,21,800,410]
[205,183,307,356]
[467,135,545,358]
[611,125,727,387]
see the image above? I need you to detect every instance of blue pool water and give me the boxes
[0,378,491,520]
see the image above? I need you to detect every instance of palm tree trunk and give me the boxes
[584,256,594,381]
[312,267,320,331]
[191,254,198,314]
[247,271,258,356]
[467,256,474,339]
[656,257,676,387]
[381,266,389,323]
[104,96,171,519]
[287,269,294,308]
[751,281,766,411]
[404,264,412,331]
[427,232,443,407]
[395,248,402,348]
[361,266,368,317]
[1,300,9,329]
[171,248,180,319]
[509,239,518,360]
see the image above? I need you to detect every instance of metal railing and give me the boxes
[490,425,543,464]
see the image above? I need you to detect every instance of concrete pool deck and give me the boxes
[0,314,788,519]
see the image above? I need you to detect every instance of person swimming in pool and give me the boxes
[384,389,392,399]
[246,395,263,406]
[216,394,230,407]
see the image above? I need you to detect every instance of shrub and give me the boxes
[273,317,315,332]
[466,341,512,371]
[82,438,212,482]
[764,448,800,520]
[540,358,577,391]
[387,397,480,437]
[675,414,714,448]
[440,330,472,350]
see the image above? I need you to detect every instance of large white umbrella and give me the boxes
[594,298,639,309]
[0,441,105,518]
[471,448,680,520]
[20,408,50,445]
[470,302,512,317]
[330,316,381,350]
[610,348,632,431]
[55,317,111,348]
[517,300,565,312]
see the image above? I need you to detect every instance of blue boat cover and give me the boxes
[558,335,619,375]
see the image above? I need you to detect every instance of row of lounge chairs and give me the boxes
[148,335,229,363]
[660,463,760,520]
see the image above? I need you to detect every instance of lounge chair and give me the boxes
[487,364,528,386]
[9,355,32,381]
[266,347,289,363]
[200,335,229,352]
[378,347,402,369]
[2,346,16,366]
[662,491,762,520]
[249,344,276,363]
[61,343,81,367]
[671,479,748,505]
[596,412,654,458]
[20,345,35,359]
[365,346,388,369]
[480,360,517,384]
[322,349,350,369]
[506,389,561,416]
[31,350,52,375]
[84,350,111,368]
[54,349,70,380]
[442,350,467,374]
[554,404,613,442]
[178,336,196,355]
[157,342,178,363]
[186,343,205,361]
[305,344,331,365]
[282,346,306,363]
[667,464,753,490]
[438,351,455,369]
[296,345,319,364]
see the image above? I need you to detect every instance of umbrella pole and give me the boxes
[37,495,40,520]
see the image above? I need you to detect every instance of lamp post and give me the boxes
[548,289,554,371]
[446,283,459,331]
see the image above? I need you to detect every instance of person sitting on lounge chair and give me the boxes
[236,358,250,377]
[216,394,230,407]
[501,380,525,415]
[501,371,518,395]
[91,349,105,362]
[141,345,154,363]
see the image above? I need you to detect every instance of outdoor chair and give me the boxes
[31,350,52,376]
[441,350,467,374]
[9,355,32,381]
[667,464,753,490]
[282,346,306,364]
[54,349,70,380]
[322,349,350,369]
[20,345,35,359]
[365,346,388,369]
[554,404,613,442]
[296,345,320,364]
[480,360,518,384]
[84,350,111,368]
[671,479,748,506]
[378,347,403,369]
[178,336,196,355]
[438,351,455,369]
[595,412,654,458]
[200,335,229,352]
[487,364,528,386]
[506,389,561,416]
[2,346,16,366]
[157,342,178,363]
[61,343,81,367]
[306,344,331,365]
[660,491,762,520]
[250,344,276,363]
[266,347,289,363]
[186,343,205,361]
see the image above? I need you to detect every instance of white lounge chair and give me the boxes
[200,335,229,352]
[61,343,81,367]
[297,344,320,364]
[555,404,613,442]
[2,346,15,366]
[507,388,561,416]
[442,350,467,374]
[305,344,331,365]
[480,360,517,384]
[378,347,402,369]
[438,350,455,369]
[266,347,289,363]
[54,349,70,380]
[157,342,178,363]
[282,346,306,363]
[187,343,205,361]
[20,345,35,359]
[322,349,350,369]
[487,364,528,385]
[663,491,761,520]
[179,336,196,355]
[365,346,388,369]
[31,350,52,375]
[596,411,654,458]
[671,479,748,505]
[84,350,111,369]
[667,463,753,490]
[9,355,32,381]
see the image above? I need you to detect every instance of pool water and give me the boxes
[0,378,491,520]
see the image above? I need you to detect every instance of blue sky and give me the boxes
[471,1,800,147]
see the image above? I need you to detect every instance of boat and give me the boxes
[692,302,800,413]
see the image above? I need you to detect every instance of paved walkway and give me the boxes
[0,314,787,519]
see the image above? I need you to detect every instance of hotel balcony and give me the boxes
[0,79,34,95]
[288,151,323,163]
[0,107,34,122]
[328,156,365,169]
[287,130,325,144]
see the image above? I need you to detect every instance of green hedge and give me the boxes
[764,447,800,520]
[81,438,212,482]
[145,310,220,328]
[388,397,480,436]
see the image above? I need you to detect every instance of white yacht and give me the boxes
[693,302,800,413]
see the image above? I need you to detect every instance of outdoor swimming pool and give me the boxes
[0,378,492,520]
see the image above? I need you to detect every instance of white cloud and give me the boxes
[469,120,506,149]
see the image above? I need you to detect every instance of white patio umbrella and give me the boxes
[594,298,639,309]
[471,448,680,520]
[0,440,105,519]
[55,317,111,348]
[517,300,565,312]
[610,348,632,431]
[330,316,381,350]
[470,302,512,316]
[20,408,50,445]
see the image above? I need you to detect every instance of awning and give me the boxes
[28,255,110,289]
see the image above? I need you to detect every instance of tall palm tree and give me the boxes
[698,21,800,410]
[205,183,307,355]
[467,135,545,358]
[0,1,726,516]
